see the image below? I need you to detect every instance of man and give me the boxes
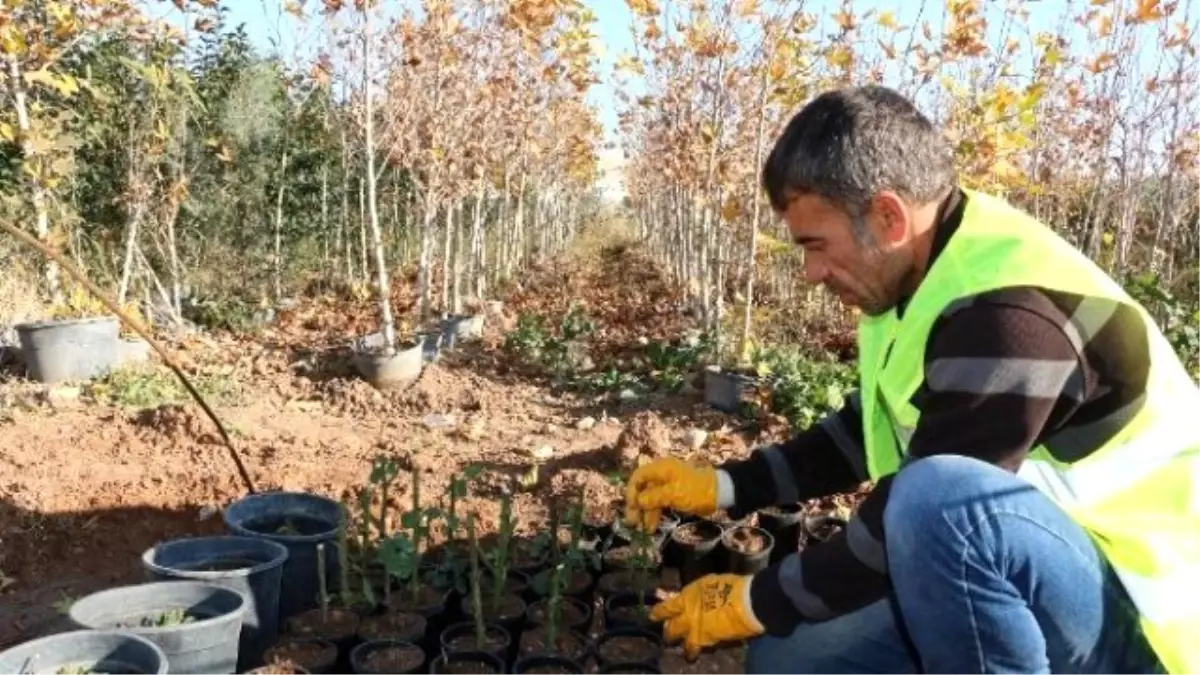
[625,85,1199,674]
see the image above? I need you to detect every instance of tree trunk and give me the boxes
[441,203,453,315]
[340,127,353,281]
[453,200,465,314]
[417,192,436,323]
[273,149,289,301]
[740,66,771,361]
[321,162,330,278]
[358,177,369,284]
[471,179,485,299]
[362,8,398,352]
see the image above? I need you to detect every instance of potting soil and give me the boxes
[603,546,660,570]
[288,607,360,640]
[467,594,524,621]
[359,611,427,642]
[519,627,587,660]
[248,658,307,674]
[264,640,336,671]
[364,644,425,673]
[599,636,659,664]
[439,658,499,674]
[597,570,655,597]
[672,522,721,545]
[528,598,586,626]
[446,630,507,653]
[608,604,652,626]
[726,527,767,554]
[388,584,445,614]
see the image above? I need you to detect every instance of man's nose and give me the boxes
[804,255,827,285]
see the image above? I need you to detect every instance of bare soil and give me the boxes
[446,628,507,653]
[263,639,336,672]
[0,246,864,675]
[362,644,425,673]
[248,659,307,674]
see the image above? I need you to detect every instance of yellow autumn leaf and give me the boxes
[0,122,13,142]
[1097,13,1113,36]
[735,0,759,18]
[285,0,305,18]
[1131,0,1165,23]
[877,10,897,29]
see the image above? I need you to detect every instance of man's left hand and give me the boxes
[651,573,764,660]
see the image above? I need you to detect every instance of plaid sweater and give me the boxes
[720,188,1156,634]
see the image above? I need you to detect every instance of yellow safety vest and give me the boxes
[857,189,1200,674]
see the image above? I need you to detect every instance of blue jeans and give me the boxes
[746,455,1164,673]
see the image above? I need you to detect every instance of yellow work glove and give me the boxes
[651,573,764,660]
[623,457,718,532]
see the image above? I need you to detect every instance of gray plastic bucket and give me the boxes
[0,629,169,674]
[222,491,343,628]
[67,580,246,674]
[703,368,758,413]
[440,314,484,348]
[350,335,424,390]
[142,535,288,671]
[15,315,121,383]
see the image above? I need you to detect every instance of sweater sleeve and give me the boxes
[718,390,868,517]
[746,293,1089,634]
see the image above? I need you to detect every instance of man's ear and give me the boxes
[871,191,910,244]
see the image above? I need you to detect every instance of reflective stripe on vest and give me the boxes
[857,188,1200,674]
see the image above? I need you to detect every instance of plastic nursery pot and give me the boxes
[601,544,663,577]
[517,624,591,664]
[67,580,246,674]
[356,609,428,646]
[720,525,775,576]
[458,592,528,655]
[222,490,343,627]
[385,583,453,652]
[666,520,725,585]
[525,595,593,634]
[594,627,663,671]
[440,313,485,348]
[286,606,362,669]
[263,637,338,675]
[756,505,805,564]
[348,639,427,674]
[604,591,660,632]
[141,534,289,671]
[350,333,424,391]
[15,315,121,383]
[430,650,506,674]
[613,512,679,551]
[513,653,585,674]
[802,514,849,545]
[595,662,662,672]
[439,621,512,667]
[703,367,758,414]
[596,569,657,600]
[0,629,168,675]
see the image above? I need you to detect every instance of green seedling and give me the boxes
[467,514,486,647]
[136,608,193,628]
[629,527,656,618]
[545,561,566,652]
[482,491,515,614]
[370,455,402,536]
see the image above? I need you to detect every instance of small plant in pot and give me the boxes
[517,562,589,669]
[667,519,726,585]
[603,528,660,631]
[440,515,512,667]
[460,493,528,660]
[284,537,362,667]
[803,513,849,545]
[531,503,597,606]
[380,468,451,641]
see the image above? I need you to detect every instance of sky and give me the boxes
[142,0,1140,201]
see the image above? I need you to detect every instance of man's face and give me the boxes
[780,192,915,316]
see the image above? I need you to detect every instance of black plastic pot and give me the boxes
[612,511,679,551]
[141,534,289,671]
[263,637,338,674]
[666,520,725,584]
[756,505,804,564]
[594,627,662,671]
[596,569,657,600]
[516,625,591,664]
[604,591,659,632]
[803,514,848,545]
[525,596,593,635]
[600,545,662,577]
[598,664,662,674]
[223,490,343,626]
[385,583,453,654]
[430,650,505,674]
[439,620,512,666]
[285,606,362,672]
[355,609,428,645]
[349,639,426,674]
[67,580,246,674]
[513,653,585,674]
[528,566,595,606]
[458,592,527,664]
[0,629,168,674]
[720,525,775,575]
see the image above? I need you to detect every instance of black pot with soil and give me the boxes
[612,511,680,551]
[596,569,657,600]
[720,525,775,575]
[458,592,528,665]
[525,595,593,634]
[604,591,659,632]
[439,621,512,667]
[430,650,506,674]
[802,514,848,545]
[598,663,662,674]
[509,536,553,578]
[666,519,725,584]
[756,504,804,564]
[513,653,585,674]
[517,625,590,664]
[263,637,338,674]
[355,608,428,653]
[600,545,662,577]
[385,583,452,651]
[348,639,426,674]
[594,627,662,671]
[285,606,361,672]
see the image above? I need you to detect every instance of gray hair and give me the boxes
[762,86,957,232]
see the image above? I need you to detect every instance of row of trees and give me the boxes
[617,0,1198,363]
[2,0,606,353]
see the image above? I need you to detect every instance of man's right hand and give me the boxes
[624,457,719,532]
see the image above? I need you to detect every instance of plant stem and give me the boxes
[411,469,422,602]
[547,562,564,650]
[492,492,513,613]
[467,515,486,646]
[317,543,329,623]
[338,503,351,607]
